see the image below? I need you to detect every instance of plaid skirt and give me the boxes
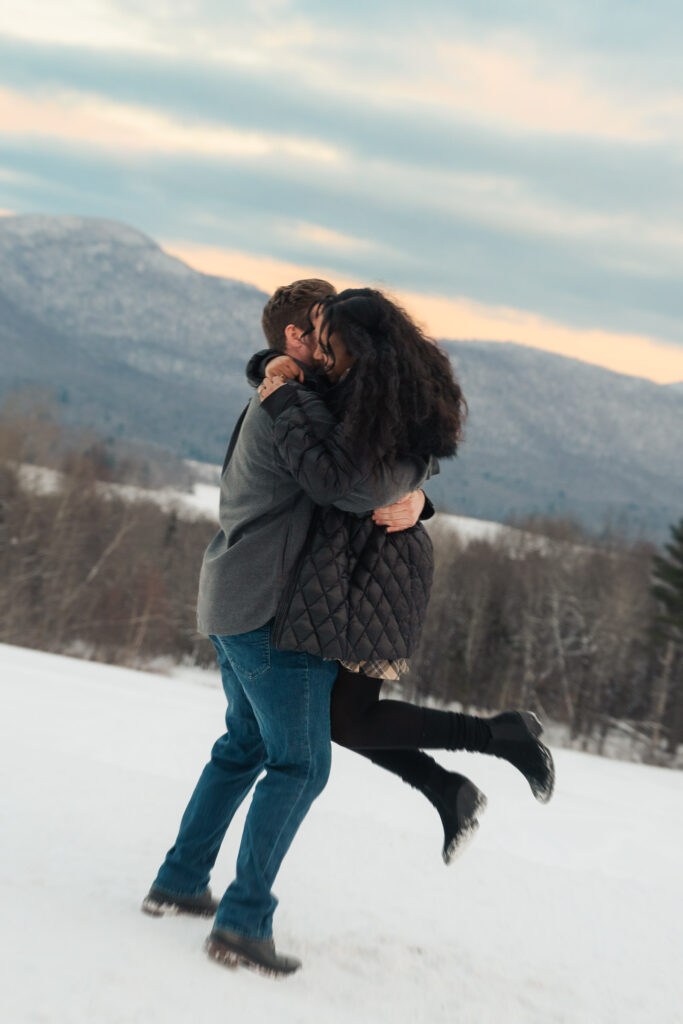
[339,657,409,681]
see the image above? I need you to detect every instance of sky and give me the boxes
[1,1,683,383]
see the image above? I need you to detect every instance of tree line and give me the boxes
[1,406,681,765]
[408,518,682,764]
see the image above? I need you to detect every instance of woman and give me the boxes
[259,288,554,861]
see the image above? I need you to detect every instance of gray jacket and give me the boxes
[196,385,430,636]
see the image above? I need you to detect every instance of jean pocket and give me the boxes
[221,625,272,680]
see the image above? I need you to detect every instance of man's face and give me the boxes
[305,304,324,360]
[282,309,319,367]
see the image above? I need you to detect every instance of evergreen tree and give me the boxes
[649,518,683,757]
[651,517,683,641]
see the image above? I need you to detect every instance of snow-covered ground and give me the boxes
[16,463,219,523]
[17,460,514,541]
[2,644,681,1024]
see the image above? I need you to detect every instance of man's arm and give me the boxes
[372,489,436,533]
[261,382,434,512]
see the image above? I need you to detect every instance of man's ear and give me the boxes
[283,324,307,358]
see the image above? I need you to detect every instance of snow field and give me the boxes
[17,460,518,540]
[1,643,681,1024]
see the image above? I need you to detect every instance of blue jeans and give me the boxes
[153,621,338,939]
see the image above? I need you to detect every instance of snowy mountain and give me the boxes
[434,338,683,539]
[2,642,681,1023]
[0,214,263,459]
[1,214,682,538]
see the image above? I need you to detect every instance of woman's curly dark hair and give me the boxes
[314,288,467,465]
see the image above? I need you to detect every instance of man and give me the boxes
[142,279,430,976]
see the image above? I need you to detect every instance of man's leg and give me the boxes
[210,628,337,941]
[151,635,267,899]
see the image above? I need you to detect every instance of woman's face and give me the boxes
[309,304,355,383]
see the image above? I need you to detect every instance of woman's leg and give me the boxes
[330,666,490,751]
[359,747,487,863]
[330,669,486,862]
[331,666,554,804]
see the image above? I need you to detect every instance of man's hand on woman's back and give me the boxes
[372,490,426,533]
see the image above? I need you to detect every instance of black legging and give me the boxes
[329,666,552,846]
[330,664,490,751]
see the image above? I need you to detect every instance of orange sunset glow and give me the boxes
[166,243,683,384]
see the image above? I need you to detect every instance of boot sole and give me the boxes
[141,896,217,918]
[514,710,555,804]
[518,710,543,738]
[443,782,488,865]
[532,743,555,804]
[204,935,299,978]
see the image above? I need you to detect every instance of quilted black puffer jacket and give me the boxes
[261,381,436,663]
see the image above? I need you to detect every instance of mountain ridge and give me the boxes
[1,214,681,539]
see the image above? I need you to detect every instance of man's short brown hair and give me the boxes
[261,278,336,350]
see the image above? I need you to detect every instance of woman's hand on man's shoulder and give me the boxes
[258,374,290,402]
[258,355,305,401]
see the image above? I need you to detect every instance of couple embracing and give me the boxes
[142,279,555,976]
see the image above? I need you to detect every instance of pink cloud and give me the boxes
[0,87,341,161]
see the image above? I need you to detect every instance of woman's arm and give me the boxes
[260,380,432,512]
[246,352,306,387]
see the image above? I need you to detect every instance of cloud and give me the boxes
[3,2,683,127]
[391,40,674,141]
[0,85,343,162]
[1,32,680,225]
[1,8,683,378]
[293,222,379,253]
[2,132,683,350]
[0,0,171,53]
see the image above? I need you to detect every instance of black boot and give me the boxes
[141,884,219,918]
[361,749,487,864]
[420,707,555,804]
[205,927,302,977]
[485,710,555,804]
[426,769,488,864]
